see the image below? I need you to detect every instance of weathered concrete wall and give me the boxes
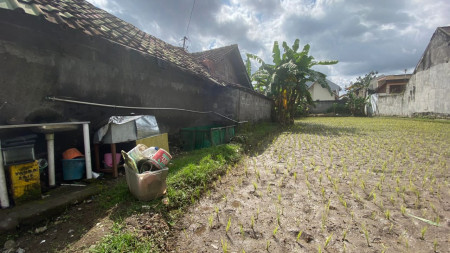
[211,86,273,124]
[237,89,273,122]
[0,11,271,137]
[377,62,450,117]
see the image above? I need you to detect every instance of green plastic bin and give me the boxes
[180,125,235,151]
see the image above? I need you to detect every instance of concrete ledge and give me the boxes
[0,183,103,233]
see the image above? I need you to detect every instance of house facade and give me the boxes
[371,74,412,95]
[306,79,342,113]
[307,79,341,101]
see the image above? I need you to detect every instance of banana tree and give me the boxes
[247,39,337,125]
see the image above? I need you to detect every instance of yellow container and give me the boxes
[135,133,169,152]
[8,160,41,204]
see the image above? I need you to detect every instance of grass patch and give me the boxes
[166,144,241,212]
[90,223,157,253]
[89,121,281,251]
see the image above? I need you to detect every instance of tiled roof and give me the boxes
[191,44,239,62]
[191,44,253,89]
[0,0,230,87]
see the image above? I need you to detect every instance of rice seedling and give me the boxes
[215,206,220,221]
[267,185,272,194]
[389,194,395,205]
[272,225,278,237]
[240,223,244,238]
[266,240,270,251]
[420,226,427,240]
[252,182,258,191]
[296,230,303,242]
[183,228,189,239]
[276,211,281,226]
[324,233,333,248]
[208,215,213,228]
[225,218,231,234]
[385,209,390,220]
[250,216,255,231]
[433,239,438,252]
[221,238,228,253]
[389,223,394,233]
[361,222,370,247]
[338,195,347,209]
[381,243,387,253]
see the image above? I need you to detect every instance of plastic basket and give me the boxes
[62,158,85,181]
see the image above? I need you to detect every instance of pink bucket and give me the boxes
[104,153,122,167]
[152,149,172,169]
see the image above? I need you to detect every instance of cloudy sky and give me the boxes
[87,0,449,88]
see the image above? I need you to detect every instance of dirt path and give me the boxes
[171,118,449,253]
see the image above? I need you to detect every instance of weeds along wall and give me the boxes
[376,62,450,117]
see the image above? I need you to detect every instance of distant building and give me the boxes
[372,74,412,95]
[306,79,341,101]
[306,79,342,114]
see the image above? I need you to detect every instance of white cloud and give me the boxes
[86,0,450,87]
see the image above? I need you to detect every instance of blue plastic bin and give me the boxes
[62,158,85,180]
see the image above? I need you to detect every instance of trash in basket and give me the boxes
[124,165,168,201]
[122,145,172,201]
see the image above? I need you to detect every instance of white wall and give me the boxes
[310,83,335,101]
[377,62,450,117]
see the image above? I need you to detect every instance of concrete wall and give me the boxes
[310,83,335,101]
[0,11,272,137]
[377,62,450,117]
[211,86,273,123]
[309,100,345,114]
[237,89,273,122]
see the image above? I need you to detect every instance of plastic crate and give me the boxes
[180,125,235,151]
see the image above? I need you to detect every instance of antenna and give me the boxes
[183,0,196,50]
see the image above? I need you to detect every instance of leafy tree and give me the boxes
[246,39,337,125]
[344,71,377,116]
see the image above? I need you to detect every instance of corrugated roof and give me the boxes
[0,0,241,87]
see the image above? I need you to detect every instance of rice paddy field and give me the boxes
[172,117,450,252]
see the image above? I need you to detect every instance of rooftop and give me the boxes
[306,79,342,92]
[0,0,250,88]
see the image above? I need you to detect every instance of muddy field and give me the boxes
[172,117,449,252]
